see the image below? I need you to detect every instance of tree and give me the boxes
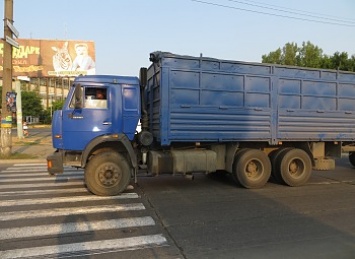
[350,55,355,72]
[262,48,282,64]
[261,41,355,72]
[282,42,299,66]
[331,52,349,71]
[21,91,43,118]
[320,54,332,69]
[262,41,323,68]
[52,99,64,111]
[298,41,323,68]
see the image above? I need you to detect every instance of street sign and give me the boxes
[6,19,19,38]
[5,35,19,48]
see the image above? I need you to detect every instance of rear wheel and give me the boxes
[233,149,271,189]
[85,152,131,196]
[276,148,312,187]
[349,152,355,167]
[269,147,293,182]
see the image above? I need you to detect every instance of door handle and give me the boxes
[102,121,112,125]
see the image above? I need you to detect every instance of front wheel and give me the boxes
[85,152,131,196]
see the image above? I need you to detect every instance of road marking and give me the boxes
[0,234,168,259]
[0,175,84,182]
[0,181,84,190]
[1,168,80,174]
[0,164,169,258]
[2,165,76,172]
[0,172,83,178]
[0,216,156,240]
[12,163,47,167]
[0,203,146,221]
[0,192,139,207]
[0,187,89,196]
[2,167,48,173]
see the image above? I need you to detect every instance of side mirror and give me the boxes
[74,83,83,109]
[139,67,147,90]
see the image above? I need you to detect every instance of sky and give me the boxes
[2,0,355,76]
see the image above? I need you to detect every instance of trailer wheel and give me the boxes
[85,152,131,196]
[276,148,312,187]
[269,147,293,182]
[233,149,271,189]
[349,152,355,167]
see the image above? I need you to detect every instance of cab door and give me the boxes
[61,85,114,151]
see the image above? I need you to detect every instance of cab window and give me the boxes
[69,87,108,109]
[84,88,108,109]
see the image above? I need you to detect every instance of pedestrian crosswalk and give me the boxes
[0,163,170,259]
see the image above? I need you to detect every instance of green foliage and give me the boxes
[262,48,282,64]
[52,99,64,111]
[0,88,64,124]
[262,41,355,71]
[40,109,52,124]
[21,91,43,117]
[283,42,299,66]
[298,41,323,68]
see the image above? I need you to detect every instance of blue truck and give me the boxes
[47,51,355,195]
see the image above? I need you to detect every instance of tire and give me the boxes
[269,147,293,182]
[277,148,312,187]
[231,149,250,185]
[85,152,131,196]
[233,149,271,189]
[349,152,355,167]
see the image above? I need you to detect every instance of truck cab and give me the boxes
[48,75,141,195]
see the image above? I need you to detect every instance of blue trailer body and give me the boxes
[147,52,355,146]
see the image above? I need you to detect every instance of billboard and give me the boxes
[0,39,95,77]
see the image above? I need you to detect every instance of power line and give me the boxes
[246,0,355,23]
[226,0,355,25]
[190,0,355,27]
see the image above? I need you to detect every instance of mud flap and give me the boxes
[47,151,64,175]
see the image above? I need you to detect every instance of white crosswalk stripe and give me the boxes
[0,203,146,221]
[1,216,156,240]
[0,172,83,177]
[0,163,169,258]
[0,175,84,182]
[0,192,139,206]
[0,187,89,197]
[0,234,168,259]
[0,181,85,189]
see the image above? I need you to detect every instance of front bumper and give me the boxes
[47,150,64,175]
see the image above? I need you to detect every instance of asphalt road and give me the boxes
[136,161,355,259]
[0,156,354,258]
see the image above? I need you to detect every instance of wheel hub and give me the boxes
[247,162,257,175]
[98,164,122,186]
[288,159,304,178]
[289,161,298,174]
[246,160,262,179]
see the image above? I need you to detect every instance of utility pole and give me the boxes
[1,0,14,157]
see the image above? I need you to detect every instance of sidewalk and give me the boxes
[0,132,55,164]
